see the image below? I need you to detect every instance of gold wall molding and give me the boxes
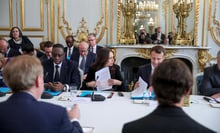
[198,49,209,71]
[208,0,220,45]
[117,0,121,44]
[110,0,114,44]
[0,0,13,30]
[58,0,108,44]
[28,35,45,41]
[21,0,44,31]
[136,48,177,59]
[193,0,199,46]
[202,0,207,47]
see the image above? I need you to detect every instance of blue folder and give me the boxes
[0,87,11,93]
[44,89,62,96]
[78,91,93,97]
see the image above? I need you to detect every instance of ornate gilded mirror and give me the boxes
[117,0,199,46]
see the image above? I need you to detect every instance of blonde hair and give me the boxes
[3,55,43,92]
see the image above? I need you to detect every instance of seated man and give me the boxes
[21,43,35,56]
[122,59,215,133]
[201,50,220,98]
[43,44,81,91]
[151,27,166,44]
[134,45,165,91]
[40,41,53,63]
[0,37,20,57]
[71,41,96,80]
[0,55,82,133]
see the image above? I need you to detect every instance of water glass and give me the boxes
[69,86,78,96]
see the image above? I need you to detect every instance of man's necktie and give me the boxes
[80,57,86,71]
[68,48,71,57]
[91,47,94,53]
[54,65,60,82]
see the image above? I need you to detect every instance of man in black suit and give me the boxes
[88,33,103,54]
[72,41,96,81]
[0,37,20,57]
[151,27,166,44]
[43,44,81,91]
[135,45,165,90]
[64,35,79,60]
[40,41,53,63]
[0,55,82,133]
[123,59,215,133]
[201,50,220,98]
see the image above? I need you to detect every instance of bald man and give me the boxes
[71,41,96,80]
[0,37,20,57]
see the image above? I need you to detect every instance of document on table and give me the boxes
[131,77,148,99]
[95,67,112,91]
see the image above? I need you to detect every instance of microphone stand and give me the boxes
[91,76,105,101]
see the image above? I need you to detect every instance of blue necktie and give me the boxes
[80,57,86,71]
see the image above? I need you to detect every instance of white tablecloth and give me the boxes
[1,92,220,133]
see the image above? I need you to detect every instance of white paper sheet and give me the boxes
[95,67,112,91]
[131,77,148,97]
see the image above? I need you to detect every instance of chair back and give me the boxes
[196,72,203,95]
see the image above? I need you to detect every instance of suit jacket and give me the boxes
[151,33,166,44]
[43,59,81,88]
[5,48,21,57]
[0,92,82,133]
[136,63,152,87]
[40,54,50,63]
[122,105,215,133]
[82,64,125,91]
[201,64,220,96]
[71,52,96,74]
[89,45,103,54]
[64,46,79,60]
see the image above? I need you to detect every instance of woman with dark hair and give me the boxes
[82,48,125,91]
[8,26,33,54]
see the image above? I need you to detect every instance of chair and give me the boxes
[196,72,203,95]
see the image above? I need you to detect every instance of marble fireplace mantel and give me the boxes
[107,44,211,94]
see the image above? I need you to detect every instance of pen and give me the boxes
[107,92,114,98]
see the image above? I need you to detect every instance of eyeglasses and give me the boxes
[79,50,88,53]
[52,53,64,57]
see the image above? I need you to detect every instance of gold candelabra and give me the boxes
[120,0,136,44]
[172,0,193,45]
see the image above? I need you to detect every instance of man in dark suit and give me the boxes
[40,41,54,63]
[123,59,215,133]
[201,50,220,98]
[151,27,166,44]
[0,55,82,133]
[88,33,103,54]
[72,41,96,81]
[135,45,165,90]
[64,35,79,60]
[43,44,81,91]
[0,37,20,57]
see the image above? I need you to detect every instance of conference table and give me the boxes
[0,91,220,133]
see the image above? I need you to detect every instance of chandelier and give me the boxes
[136,0,159,12]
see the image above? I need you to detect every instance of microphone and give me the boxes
[91,76,105,101]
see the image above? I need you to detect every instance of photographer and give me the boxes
[138,29,152,44]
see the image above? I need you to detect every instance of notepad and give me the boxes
[0,87,11,93]
[44,89,62,96]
